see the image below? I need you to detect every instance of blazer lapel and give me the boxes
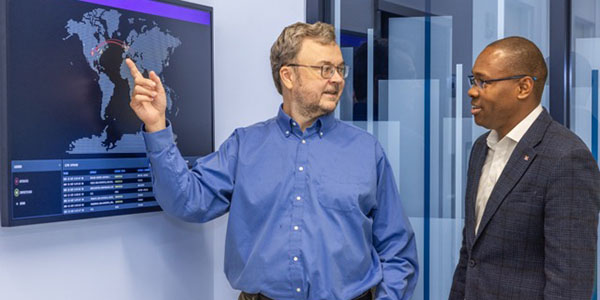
[473,110,552,243]
[465,136,489,247]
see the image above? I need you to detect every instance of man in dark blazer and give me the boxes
[450,36,600,299]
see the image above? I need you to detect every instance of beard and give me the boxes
[292,87,325,118]
[291,77,339,120]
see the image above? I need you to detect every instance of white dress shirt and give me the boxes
[474,104,543,233]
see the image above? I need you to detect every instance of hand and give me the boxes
[125,58,167,132]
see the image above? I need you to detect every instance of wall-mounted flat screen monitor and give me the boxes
[0,0,214,226]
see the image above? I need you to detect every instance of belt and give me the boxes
[239,288,372,300]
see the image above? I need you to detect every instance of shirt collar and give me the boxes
[276,105,293,136]
[487,103,543,148]
[276,104,336,138]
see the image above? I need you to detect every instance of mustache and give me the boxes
[324,84,341,94]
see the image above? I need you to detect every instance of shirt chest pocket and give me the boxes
[316,174,374,213]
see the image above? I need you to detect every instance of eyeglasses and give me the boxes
[287,63,349,79]
[467,74,537,89]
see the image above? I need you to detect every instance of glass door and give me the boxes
[331,0,549,298]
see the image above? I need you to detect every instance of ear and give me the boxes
[280,66,295,90]
[516,76,534,100]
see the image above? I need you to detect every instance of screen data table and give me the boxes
[11,158,159,220]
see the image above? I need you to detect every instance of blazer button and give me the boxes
[468,259,476,267]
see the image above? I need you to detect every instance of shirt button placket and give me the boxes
[290,133,308,297]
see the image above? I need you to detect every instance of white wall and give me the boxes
[0,210,215,300]
[0,1,304,299]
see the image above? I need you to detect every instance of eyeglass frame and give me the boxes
[286,63,349,79]
[467,74,537,89]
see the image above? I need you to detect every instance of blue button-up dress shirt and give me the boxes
[143,106,418,300]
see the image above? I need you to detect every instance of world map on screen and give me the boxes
[64,8,181,154]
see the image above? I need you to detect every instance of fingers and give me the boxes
[125,58,142,78]
[131,83,158,109]
[130,93,155,106]
[125,59,163,110]
[134,76,157,90]
[149,71,165,94]
[134,85,157,98]
[126,59,157,90]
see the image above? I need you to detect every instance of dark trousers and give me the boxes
[238,288,373,300]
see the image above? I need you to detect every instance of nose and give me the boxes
[467,85,479,98]
[329,68,344,83]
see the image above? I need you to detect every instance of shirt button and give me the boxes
[293,225,299,231]
[469,259,476,267]
[298,166,304,171]
[296,196,301,201]
[285,130,290,135]
[319,132,323,136]
[296,288,301,293]
[293,256,299,262]
[292,122,297,126]
[301,139,306,144]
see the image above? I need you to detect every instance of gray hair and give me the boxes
[270,22,336,94]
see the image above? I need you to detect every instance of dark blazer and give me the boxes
[449,110,600,300]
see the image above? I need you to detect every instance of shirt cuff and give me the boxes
[142,121,174,152]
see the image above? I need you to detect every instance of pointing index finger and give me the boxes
[125,58,142,79]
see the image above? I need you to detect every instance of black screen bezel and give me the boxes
[0,0,214,226]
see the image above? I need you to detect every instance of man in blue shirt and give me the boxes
[126,22,418,300]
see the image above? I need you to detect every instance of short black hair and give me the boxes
[486,36,547,98]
